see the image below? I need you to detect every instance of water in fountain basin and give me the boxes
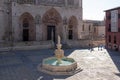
[44,58,73,66]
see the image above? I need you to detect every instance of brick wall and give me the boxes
[105,8,120,52]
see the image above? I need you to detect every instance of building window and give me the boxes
[118,14,120,19]
[107,16,111,20]
[107,13,111,20]
[108,35,111,43]
[82,24,84,31]
[108,24,111,32]
[89,25,91,31]
[94,27,96,32]
[118,28,120,32]
[114,35,116,44]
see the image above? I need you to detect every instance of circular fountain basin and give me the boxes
[40,57,77,75]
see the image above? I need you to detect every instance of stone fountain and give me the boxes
[38,35,81,75]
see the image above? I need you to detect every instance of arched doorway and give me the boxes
[23,18,29,41]
[42,8,62,42]
[68,16,78,40]
[20,12,36,41]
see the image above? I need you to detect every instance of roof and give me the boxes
[105,7,120,12]
[83,20,105,26]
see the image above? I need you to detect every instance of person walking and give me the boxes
[98,45,100,51]
[100,44,102,51]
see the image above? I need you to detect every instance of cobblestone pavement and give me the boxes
[0,48,120,80]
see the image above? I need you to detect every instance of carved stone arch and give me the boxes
[42,8,62,42]
[68,16,78,26]
[68,16,78,40]
[42,8,62,25]
[19,12,36,41]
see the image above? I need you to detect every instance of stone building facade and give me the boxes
[82,20,105,40]
[82,20,105,46]
[0,0,83,46]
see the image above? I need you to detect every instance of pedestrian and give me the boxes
[100,44,102,51]
[89,44,91,50]
[98,45,100,51]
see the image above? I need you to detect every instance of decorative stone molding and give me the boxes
[35,15,41,24]
[63,17,68,25]
[42,8,62,25]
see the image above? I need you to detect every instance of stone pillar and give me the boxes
[12,16,20,42]
[0,8,4,42]
[36,24,42,41]
[35,0,38,5]
[62,25,67,44]
[65,0,68,7]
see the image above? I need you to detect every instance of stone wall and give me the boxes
[66,40,90,48]
[11,2,82,42]
[11,0,81,7]
[0,0,83,49]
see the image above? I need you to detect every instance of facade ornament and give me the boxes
[63,17,67,25]
[35,15,41,24]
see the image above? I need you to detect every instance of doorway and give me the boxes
[68,30,73,39]
[23,29,29,41]
[47,26,56,42]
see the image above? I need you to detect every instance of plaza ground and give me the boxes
[0,47,120,80]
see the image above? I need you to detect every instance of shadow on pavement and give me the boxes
[106,49,120,77]
[0,48,80,80]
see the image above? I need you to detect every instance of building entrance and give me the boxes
[47,26,56,42]
[23,29,29,41]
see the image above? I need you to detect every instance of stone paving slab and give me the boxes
[0,48,120,80]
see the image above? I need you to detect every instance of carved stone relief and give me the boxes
[42,8,62,25]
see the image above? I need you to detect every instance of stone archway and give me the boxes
[68,16,78,40]
[20,12,36,41]
[42,8,62,42]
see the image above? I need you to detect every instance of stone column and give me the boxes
[36,24,42,41]
[35,0,38,5]
[65,25,68,42]
[62,25,67,44]
[12,16,20,42]
[65,0,68,7]
[0,8,4,42]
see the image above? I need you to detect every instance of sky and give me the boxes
[83,0,120,20]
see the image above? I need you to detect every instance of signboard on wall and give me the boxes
[111,10,118,32]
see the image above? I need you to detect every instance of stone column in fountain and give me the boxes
[54,35,64,64]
